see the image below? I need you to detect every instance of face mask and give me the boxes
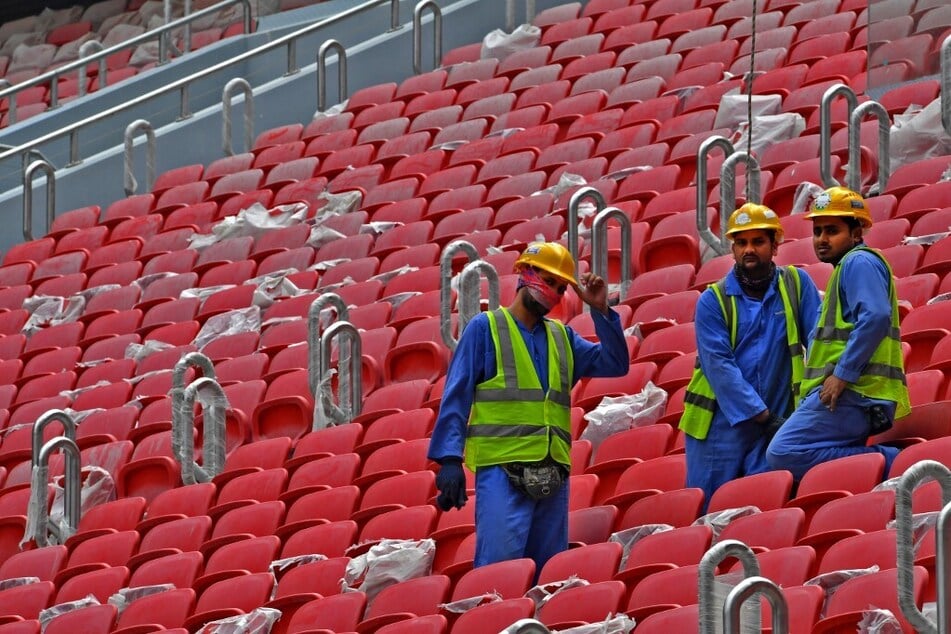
[518,268,563,311]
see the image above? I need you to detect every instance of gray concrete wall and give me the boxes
[0,0,569,251]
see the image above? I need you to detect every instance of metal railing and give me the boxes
[22,159,55,241]
[590,206,632,298]
[413,0,443,75]
[123,119,156,196]
[457,258,501,335]
[170,352,218,484]
[698,539,772,634]
[0,0,253,123]
[896,460,951,633]
[26,410,81,547]
[222,78,255,157]
[566,185,607,282]
[441,240,480,351]
[175,376,229,484]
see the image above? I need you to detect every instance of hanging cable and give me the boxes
[746,0,757,203]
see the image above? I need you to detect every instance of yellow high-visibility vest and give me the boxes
[466,308,574,470]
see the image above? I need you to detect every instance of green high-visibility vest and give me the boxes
[800,246,910,418]
[679,266,806,440]
[465,307,574,471]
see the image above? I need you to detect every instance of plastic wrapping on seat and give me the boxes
[580,382,667,457]
[38,596,100,629]
[195,606,282,634]
[342,538,436,608]
[692,505,760,542]
[608,524,673,569]
[108,584,175,615]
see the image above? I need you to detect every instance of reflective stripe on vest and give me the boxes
[679,266,805,440]
[799,246,911,418]
[465,308,574,470]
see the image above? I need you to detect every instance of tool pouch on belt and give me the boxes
[867,405,892,434]
[502,456,568,501]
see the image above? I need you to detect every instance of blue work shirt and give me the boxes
[428,308,629,462]
[825,245,894,384]
[695,267,821,426]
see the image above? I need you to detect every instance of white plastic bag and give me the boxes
[342,539,436,610]
[480,24,541,62]
[580,382,668,461]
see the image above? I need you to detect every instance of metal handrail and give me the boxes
[22,159,55,241]
[0,0,253,125]
[317,40,348,113]
[590,206,632,298]
[441,240,480,351]
[699,539,761,634]
[458,259,500,334]
[723,576,788,634]
[696,135,735,257]
[30,436,81,546]
[896,460,951,633]
[123,119,156,196]
[177,376,229,484]
[819,84,859,188]
[307,292,349,400]
[942,35,951,136]
[938,494,951,634]
[567,186,607,282]
[170,351,216,481]
[847,100,890,194]
[317,320,363,426]
[413,0,443,75]
[0,0,399,170]
[222,78,254,156]
[505,0,538,31]
[31,410,78,468]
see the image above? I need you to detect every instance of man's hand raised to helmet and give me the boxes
[576,272,609,315]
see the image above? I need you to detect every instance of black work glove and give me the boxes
[763,413,785,440]
[435,458,468,511]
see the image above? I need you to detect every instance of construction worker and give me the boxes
[428,241,629,575]
[767,187,910,479]
[680,202,821,508]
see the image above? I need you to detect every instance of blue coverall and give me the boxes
[767,246,902,479]
[687,268,820,507]
[428,308,629,575]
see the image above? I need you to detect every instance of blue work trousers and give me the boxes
[685,420,772,512]
[474,464,568,580]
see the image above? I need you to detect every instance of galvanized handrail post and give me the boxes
[720,151,762,208]
[847,100,890,194]
[22,159,55,242]
[318,320,363,425]
[896,460,951,633]
[177,376,229,483]
[317,40,347,113]
[819,84,859,188]
[699,539,762,634]
[123,119,156,196]
[938,496,951,634]
[441,240,480,351]
[943,35,951,137]
[30,436,81,546]
[724,576,788,634]
[696,136,735,257]
[390,0,402,30]
[501,620,551,634]
[567,186,606,282]
[458,259,500,335]
[77,41,106,98]
[31,410,77,467]
[308,293,349,400]
[505,0,537,31]
[171,351,216,484]
[222,78,254,156]
[590,206,632,299]
[413,0,443,74]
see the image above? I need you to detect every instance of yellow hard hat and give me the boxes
[514,241,578,286]
[725,202,784,243]
[804,186,873,228]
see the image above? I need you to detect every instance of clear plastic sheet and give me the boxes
[804,565,880,618]
[248,271,303,307]
[885,511,938,555]
[24,462,53,548]
[312,102,347,121]
[526,575,589,613]
[307,225,347,250]
[312,191,362,219]
[125,340,175,363]
[174,377,229,484]
[59,380,113,401]
[39,596,100,629]
[480,23,541,62]
[362,221,403,237]
[439,592,502,615]
[194,306,261,351]
[693,506,760,543]
[196,606,282,634]
[268,554,329,599]
[714,91,782,132]
[370,265,417,288]
[889,98,951,174]
[379,291,421,313]
[856,608,903,633]
[0,577,40,591]
[903,231,951,246]
[32,466,117,548]
[581,382,668,462]
[927,293,951,305]
[189,203,308,251]
[556,613,637,634]
[608,524,673,569]
[534,173,588,200]
[790,182,826,216]
[733,113,806,160]
[342,539,436,612]
[108,584,175,616]
[181,284,237,304]
[310,258,350,273]
[22,294,86,335]
[134,272,178,295]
